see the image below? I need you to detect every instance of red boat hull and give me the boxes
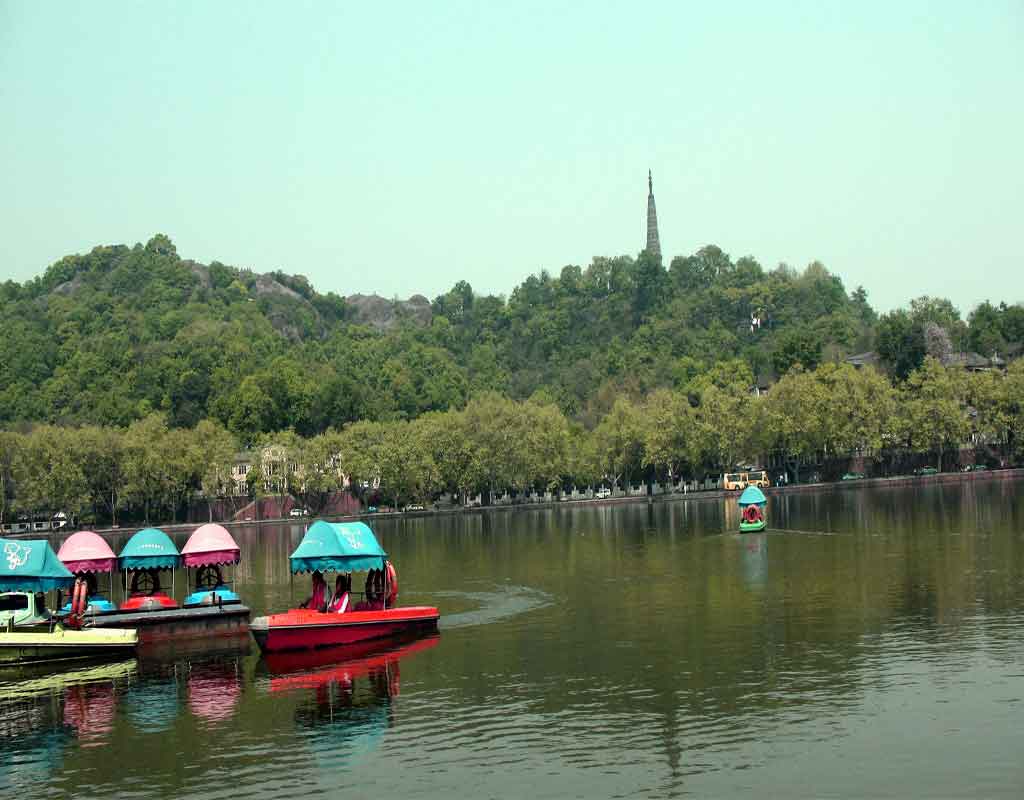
[250,606,439,653]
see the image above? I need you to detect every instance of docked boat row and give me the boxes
[2,520,440,666]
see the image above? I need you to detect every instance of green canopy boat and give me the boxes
[738,486,767,533]
[1,538,137,665]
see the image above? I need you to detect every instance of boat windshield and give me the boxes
[0,594,28,612]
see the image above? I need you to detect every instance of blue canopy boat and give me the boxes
[0,539,137,664]
[738,485,767,533]
[251,521,439,653]
[117,528,181,611]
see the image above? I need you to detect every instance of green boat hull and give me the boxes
[739,520,766,533]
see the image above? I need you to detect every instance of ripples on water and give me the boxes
[3,481,1024,798]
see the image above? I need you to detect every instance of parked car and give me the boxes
[405,504,425,512]
[289,507,308,517]
[366,506,378,513]
[914,466,939,476]
[960,464,988,472]
[595,487,612,499]
[841,472,865,481]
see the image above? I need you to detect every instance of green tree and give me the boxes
[592,397,643,490]
[11,426,89,522]
[772,326,823,374]
[762,370,828,482]
[640,389,696,486]
[71,425,129,525]
[900,357,970,472]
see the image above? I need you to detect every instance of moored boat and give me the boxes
[1,538,138,665]
[116,527,182,611]
[738,485,767,532]
[181,523,242,606]
[57,531,118,613]
[250,521,439,653]
[70,527,250,642]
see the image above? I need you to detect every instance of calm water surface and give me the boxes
[2,480,1023,798]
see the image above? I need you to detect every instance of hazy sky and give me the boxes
[2,1,1021,314]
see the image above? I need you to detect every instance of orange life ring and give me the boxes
[384,561,398,607]
[70,577,87,625]
[743,505,763,523]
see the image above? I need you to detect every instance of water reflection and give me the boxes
[0,659,136,791]
[265,635,439,774]
[187,662,242,726]
[3,479,1024,798]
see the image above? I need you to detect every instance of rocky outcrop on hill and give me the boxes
[253,273,304,301]
[344,293,432,331]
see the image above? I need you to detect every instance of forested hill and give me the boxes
[1,234,1021,440]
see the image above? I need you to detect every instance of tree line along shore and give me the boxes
[2,235,1023,526]
[1,356,1020,528]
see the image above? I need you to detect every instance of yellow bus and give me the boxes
[722,470,770,491]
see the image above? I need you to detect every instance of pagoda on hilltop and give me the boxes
[645,169,661,259]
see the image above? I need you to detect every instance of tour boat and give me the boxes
[0,538,138,665]
[738,485,767,532]
[73,527,250,643]
[250,521,439,653]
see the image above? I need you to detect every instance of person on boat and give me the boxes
[327,574,351,613]
[300,571,328,611]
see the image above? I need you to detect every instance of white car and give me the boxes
[289,507,308,517]
[595,487,612,499]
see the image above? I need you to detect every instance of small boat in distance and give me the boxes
[738,485,767,533]
[250,521,439,653]
[1,538,137,665]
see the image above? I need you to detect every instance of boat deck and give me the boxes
[86,603,251,642]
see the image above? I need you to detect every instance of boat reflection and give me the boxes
[741,532,768,589]
[262,634,439,772]
[0,659,136,788]
[188,661,242,726]
[265,633,440,692]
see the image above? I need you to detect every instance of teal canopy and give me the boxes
[119,528,181,570]
[290,521,386,574]
[0,538,76,591]
[738,486,767,506]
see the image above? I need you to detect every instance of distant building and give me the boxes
[645,170,661,259]
[942,351,1005,372]
[845,351,881,370]
[843,350,1006,372]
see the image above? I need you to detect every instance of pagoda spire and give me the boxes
[645,169,661,259]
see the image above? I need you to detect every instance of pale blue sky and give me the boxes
[2,1,1022,313]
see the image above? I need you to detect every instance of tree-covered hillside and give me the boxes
[1,234,1020,440]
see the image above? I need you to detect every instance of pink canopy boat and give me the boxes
[57,531,119,613]
[58,531,117,574]
[181,524,241,568]
[181,524,243,607]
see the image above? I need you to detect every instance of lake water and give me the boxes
[2,480,1023,798]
